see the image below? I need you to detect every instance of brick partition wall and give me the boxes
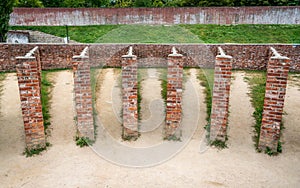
[72,47,94,140]
[16,47,46,149]
[1,44,299,72]
[165,47,183,139]
[10,7,300,26]
[121,47,139,139]
[209,47,233,142]
[258,48,290,152]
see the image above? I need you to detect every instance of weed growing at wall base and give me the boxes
[23,142,51,157]
[75,136,93,147]
[210,137,228,149]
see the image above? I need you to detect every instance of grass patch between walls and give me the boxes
[41,71,53,133]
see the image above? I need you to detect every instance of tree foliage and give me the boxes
[0,0,15,42]
[41,0,62,7]
[15,0,44,7]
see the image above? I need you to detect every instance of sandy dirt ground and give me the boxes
[0,70,299,187]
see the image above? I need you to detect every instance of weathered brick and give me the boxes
[258,48,290,152]
[121,49,139,139]
[16,48,46,150]
[165,48,183,139]
[210,48,232,142]
[72,48,94,140]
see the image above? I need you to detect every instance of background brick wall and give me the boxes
[1,44,299,72]
[10,7,300,26]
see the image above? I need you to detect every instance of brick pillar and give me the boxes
[258,48,290,152]
[210,47,232,142]
[72,47,94,140]
[165,47,183,139]
[16,49,46,150]
[122,47,139,139]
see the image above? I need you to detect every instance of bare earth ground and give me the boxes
[0,70,299,187]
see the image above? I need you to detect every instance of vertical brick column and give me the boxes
[165,47,183,139]
[16,47,46,150]
[72,47,94,140]
[258,47,290,152]
[122,47,139,139]
[210,47,232,142]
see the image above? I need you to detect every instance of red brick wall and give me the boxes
[0,44,299,72]
[10,7,300,26]
[165,52,183,139]
[121,54,139,139]
[72,53,94,140]
[16,53,46,149]
[258,55,290,152]
[209,49,232,142]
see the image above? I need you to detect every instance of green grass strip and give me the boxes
[197,69,214,124]
[244,71,266,150]
[181,24,300,44]
[11,24,300,44]
[41,71,53,132]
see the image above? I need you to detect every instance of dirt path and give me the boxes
[283,81,300,153]
[0,70,299,187]
[0,73,24,158]
[95,68,123,140]
[47,70,76,145]
[227,72,254,151]
[137,68,165,145]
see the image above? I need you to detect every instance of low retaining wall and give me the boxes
[0,44,299,72]
[10,7,300,26]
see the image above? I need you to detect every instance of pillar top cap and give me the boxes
[168,47,183,57]
[73,46,89,59]
[216,47,232,59]
[16,46,38,60]
[270,47,289,60]
[122,46,136,58]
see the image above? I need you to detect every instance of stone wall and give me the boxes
[10,7,300,26]
[0,44,299,72]
[7,31,29,44]
[28,30,77,43]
